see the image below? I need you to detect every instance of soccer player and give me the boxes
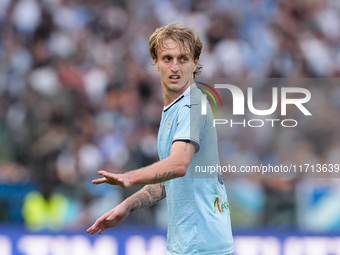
[87,22,234,255]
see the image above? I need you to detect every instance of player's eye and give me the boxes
[163,56,171,61]
[180,56,188,62]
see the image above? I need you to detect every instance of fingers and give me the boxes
[86,223,99,235]
[86,219,103,234]
[87,216,104,234]
[99,171,116,180]
[90,226,106,235]
[87,209,116,235]
[98,170,110,177]
[92,171,116,185]
[107,214,115,220]
[99,171,129,188]
[86,226,94,234]
[97,171,124,186]
[98,228,106,235]
[86,220,109,235]
[86,220,104,235]
[92,177,107,185]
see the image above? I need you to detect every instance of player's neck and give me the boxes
[162,81,192,107]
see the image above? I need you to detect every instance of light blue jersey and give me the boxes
[157,83,233,255]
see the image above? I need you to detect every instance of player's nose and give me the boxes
[171,59,179,72]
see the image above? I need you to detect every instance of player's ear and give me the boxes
[153,58,160,72]
[192,58,199,73]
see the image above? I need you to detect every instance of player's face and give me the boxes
[153,39,198,97]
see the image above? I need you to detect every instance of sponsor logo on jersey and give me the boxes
[214,197,229,214]
[183,104,198,108]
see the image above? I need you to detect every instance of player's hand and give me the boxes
[92,170,131,188]
[86,203,130,235]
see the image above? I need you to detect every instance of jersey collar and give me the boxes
[163,83,196,112]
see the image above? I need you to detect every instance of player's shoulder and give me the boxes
[180,86,202,107]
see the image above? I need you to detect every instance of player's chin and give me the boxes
[168,82,186,91]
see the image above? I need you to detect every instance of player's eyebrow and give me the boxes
[161,54,172,58]
[160,53,190,59]
[178,53,190,58]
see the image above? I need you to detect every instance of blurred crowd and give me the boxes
[0,0,340,232]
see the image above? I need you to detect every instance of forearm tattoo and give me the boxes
[151,171,181,184]
[130,183,166,213]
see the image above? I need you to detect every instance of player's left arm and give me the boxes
[92,141,195,188]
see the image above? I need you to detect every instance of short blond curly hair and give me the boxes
[149,22,203,77]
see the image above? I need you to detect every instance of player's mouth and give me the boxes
[169,75,181,82]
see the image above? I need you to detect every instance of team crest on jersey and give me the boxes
[166,121,172,136]
[214,197,229,214]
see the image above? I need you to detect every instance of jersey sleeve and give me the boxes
[172,98,204,153]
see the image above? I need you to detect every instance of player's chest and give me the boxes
[157,114,178,158]
[158,116,176,140]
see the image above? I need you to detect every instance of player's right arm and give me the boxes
[86,183,165,235]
